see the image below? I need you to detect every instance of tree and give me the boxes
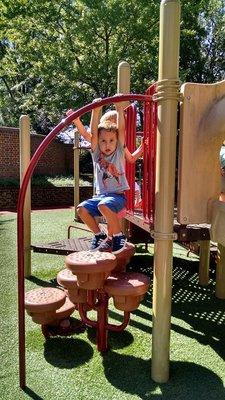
[0,0,224,132]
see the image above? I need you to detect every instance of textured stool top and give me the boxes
[105,272,150,296]
[57,268,78,283]
[66,250,116,265]
[65,250,117,274]
[25,287,66,312]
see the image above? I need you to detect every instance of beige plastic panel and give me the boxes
[177,81,225,224]
[210,200,225,246]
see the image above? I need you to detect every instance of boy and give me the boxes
[66,107,144,164]
[77,102,129,253]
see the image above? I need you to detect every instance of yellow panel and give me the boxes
[177,81,225,224]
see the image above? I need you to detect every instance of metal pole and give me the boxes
[74,131,80,220]
[151,0,180,383]
[199,240,210,286]
[216,244,225,299]
[117,61,131,235]
[117,61,130,95]
[19,115,31,277]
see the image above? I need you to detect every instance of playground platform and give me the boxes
[31,212,216,260]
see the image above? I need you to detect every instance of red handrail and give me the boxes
[125,103,137,213]
[17,93,152,388]
[142,84,157,227]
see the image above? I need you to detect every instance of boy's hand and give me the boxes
[92,98,102,113]
[66,109,80,123]
[114,93,129,110]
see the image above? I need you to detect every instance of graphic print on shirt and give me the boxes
[98,153,124,188]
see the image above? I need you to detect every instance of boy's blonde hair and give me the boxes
[100,110,117,124]
[98,121,118,136]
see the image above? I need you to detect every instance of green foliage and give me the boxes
[0,0,225,131]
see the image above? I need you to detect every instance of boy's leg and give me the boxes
[77,198,107,250]
[77,206,100,234]
[98,204,121,235]
[98,195,127,253]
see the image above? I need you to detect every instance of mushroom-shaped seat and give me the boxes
[114,242,135,272]
[55,296,76,321]
[104,272,150,311]
[65,251,117,290]
[25,287,66,325]
[57,268,88,304]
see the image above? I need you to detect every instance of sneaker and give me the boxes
[90,233,107,251]
[112,234,127,254]
[98,238,113,252]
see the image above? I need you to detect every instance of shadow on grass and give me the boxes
[0,217,15,230]
[102,353,225,399]
[86,325,134,350]
[43,337,93,368]
[23,386,44,400]
[26,275,59,288]
[128,251,225,362]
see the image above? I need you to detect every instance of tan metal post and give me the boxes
[151,0,180,383]
[117,61,130,235]
[19,115,31,277]
[199,240,210,286]
[216,244,225,299]
[117,61,130,97]
[74,131,80,220]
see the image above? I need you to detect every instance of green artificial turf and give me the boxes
[0,209,225,399]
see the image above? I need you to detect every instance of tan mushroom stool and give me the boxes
[57,269,87,304]
[104,272,150,311]
[25,287,68,325]
[65,251,117,290]
[54,296,76,321]
[114,242,135,272]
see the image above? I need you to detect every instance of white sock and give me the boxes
[113,232,123,237]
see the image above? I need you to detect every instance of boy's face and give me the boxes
[98,129,117,155]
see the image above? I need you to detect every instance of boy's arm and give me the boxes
[124,138,143,164]
[74,118,92,142]
[90,99,102,151]
[115,102,126,147]
[66,109,91,142]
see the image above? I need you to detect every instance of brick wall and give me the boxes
[0,126,74,179]
[0,186,93,211]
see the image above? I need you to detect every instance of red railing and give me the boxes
[125,103,137,213]
[142,83,157,227]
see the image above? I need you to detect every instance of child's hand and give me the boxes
[66,109,73,116]
[66,109,80,123]
[92,98,102,113]
[114,93,128,110]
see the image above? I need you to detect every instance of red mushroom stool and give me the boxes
[25,287,67,325]
[114,242,135,272]
[57,268,88,304]
[65,251,117,290]
[104,272,150,311]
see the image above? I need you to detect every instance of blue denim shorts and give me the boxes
[78,193,126,217]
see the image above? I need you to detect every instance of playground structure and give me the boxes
[17,0,225,389]
[25,245,150,353]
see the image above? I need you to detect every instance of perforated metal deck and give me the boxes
[32,237,91,255]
